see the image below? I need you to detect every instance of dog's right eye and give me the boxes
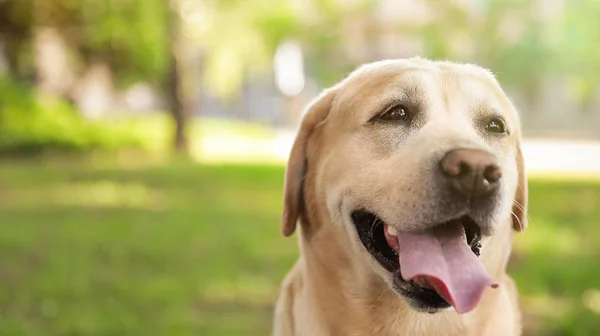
[380,105,410,121]
[486,118,507,134]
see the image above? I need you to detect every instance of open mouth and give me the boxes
[351,210,494,313]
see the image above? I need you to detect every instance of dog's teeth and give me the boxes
[415,277,433,289]
[386,225,398,236]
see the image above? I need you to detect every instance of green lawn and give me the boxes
[0,157,598,335]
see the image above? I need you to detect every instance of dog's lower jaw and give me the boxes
[273,220,522,336]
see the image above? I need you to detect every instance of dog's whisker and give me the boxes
[512,199,532,225]
[514,199,532,223]
[511,199,525,214]
[510,211,524,231]
[296,169,318,186]
[370,217,382,239]
[377,287,392,302]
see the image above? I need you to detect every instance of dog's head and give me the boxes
[281,58,528,314]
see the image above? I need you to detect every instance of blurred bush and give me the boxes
[0,78,148,154]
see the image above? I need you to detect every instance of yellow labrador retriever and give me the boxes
[273,58,528,336]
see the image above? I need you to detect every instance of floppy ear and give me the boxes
[281,88,338,237]
[511,141,528,232]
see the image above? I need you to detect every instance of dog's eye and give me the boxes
[486,118,507,134]
[380,105,409,121]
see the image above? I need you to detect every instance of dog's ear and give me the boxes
[511,141,528,232]
[281,87,338,237]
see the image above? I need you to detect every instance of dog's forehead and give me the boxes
[345,58,498,85]
[332,59,518,124]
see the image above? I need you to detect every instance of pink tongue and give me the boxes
[396,222,498,314]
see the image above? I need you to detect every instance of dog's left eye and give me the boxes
[486,118,507,134]
[380,105,409,121]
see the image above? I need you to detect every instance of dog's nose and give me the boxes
[440,148,502,198]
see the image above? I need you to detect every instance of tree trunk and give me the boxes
[167,57,189,153]
[166,5,191,154]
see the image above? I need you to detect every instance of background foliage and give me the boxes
[0,0,599,335]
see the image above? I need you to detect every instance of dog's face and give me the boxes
[281,58,528,314]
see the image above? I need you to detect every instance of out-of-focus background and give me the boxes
[0,0,599,335]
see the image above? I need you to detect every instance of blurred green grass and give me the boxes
[0,158,598,335]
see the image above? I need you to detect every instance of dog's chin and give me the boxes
[350,210,484,314]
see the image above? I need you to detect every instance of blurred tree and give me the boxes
[296,0,378,86]
[420,0,475,60]
[0,0,170,86]
[166,0,195,153]
[557,0,600,114]
[188,0,296,100]
[472,0,600,116]
[71,0,170,87]
[184,0,375,127]
[0,0,191,151]
[0,0,34,80]
[3,0,597,151]
[466,0,555,114]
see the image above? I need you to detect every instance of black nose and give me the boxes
[440,148,502,198]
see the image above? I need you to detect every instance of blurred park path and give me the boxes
[521,138,600,176]
[197,129,600,176]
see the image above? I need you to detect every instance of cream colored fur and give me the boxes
[273,58,528,336]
